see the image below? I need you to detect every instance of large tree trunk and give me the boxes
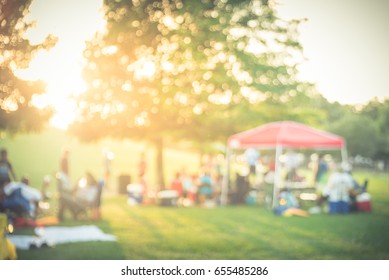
[154,137,165,190]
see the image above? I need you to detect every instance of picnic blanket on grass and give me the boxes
[8,225,116,250]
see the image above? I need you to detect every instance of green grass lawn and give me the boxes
[13,171,389,260]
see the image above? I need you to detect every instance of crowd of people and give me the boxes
[227,148,371,216]
[0,147,104,227]
[312,160,369,214]
[0,145,372,223]
[127,166,223,208]
[124,152,226,207]
[167,168,222,207]
[134,148,371,214]
[271,152,370,216]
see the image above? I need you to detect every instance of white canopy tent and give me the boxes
[221,121,347,207]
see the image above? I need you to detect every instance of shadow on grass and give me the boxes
[105,201,389,260]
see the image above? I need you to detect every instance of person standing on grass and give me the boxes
[60,147,70,177]
[138,152,147,179]
[0,148,17,189]
[102,148,114,190]
[137,152,148,196]
[314,154,329,187]
[57,147,71,198]
[170,171,183,200]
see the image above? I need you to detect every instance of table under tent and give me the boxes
[221,121,347,208]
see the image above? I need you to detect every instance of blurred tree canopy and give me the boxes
[0,0,56,134]
[330,114,381,159]
[70,0,323,186]
[320,97,389,165]
[361,98,389,161]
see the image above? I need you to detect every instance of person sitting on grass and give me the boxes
[57,171,103,221]
[273,188,309,217]
[340,163,368,212]
[0,176,43,218]
[74,171,104,220]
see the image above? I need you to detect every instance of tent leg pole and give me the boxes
[272,145,283,209]
[341,144,348,163]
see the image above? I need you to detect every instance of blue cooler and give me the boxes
[329,201,349,214]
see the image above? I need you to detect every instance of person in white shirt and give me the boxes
[245,148,260,176]
[1,177,42,217]
[323,162,354,214]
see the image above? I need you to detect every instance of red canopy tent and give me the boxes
[221,121,347,206]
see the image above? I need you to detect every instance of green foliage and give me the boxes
[330,113,381,158]
[318,97,389,161]
[70,0,313,143]
[361,98,389,159]
[0,0,56,134]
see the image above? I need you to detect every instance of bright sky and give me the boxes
[277,0,389,105]
[17,0,389,128]
[16,0,105,129]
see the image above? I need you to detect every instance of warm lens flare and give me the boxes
[14,0,105,130]
[15,45,85,129]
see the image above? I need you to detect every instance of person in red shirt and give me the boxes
[170,172,183,199]
[138,152,147,178]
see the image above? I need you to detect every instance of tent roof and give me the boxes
[228,121,345,149]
